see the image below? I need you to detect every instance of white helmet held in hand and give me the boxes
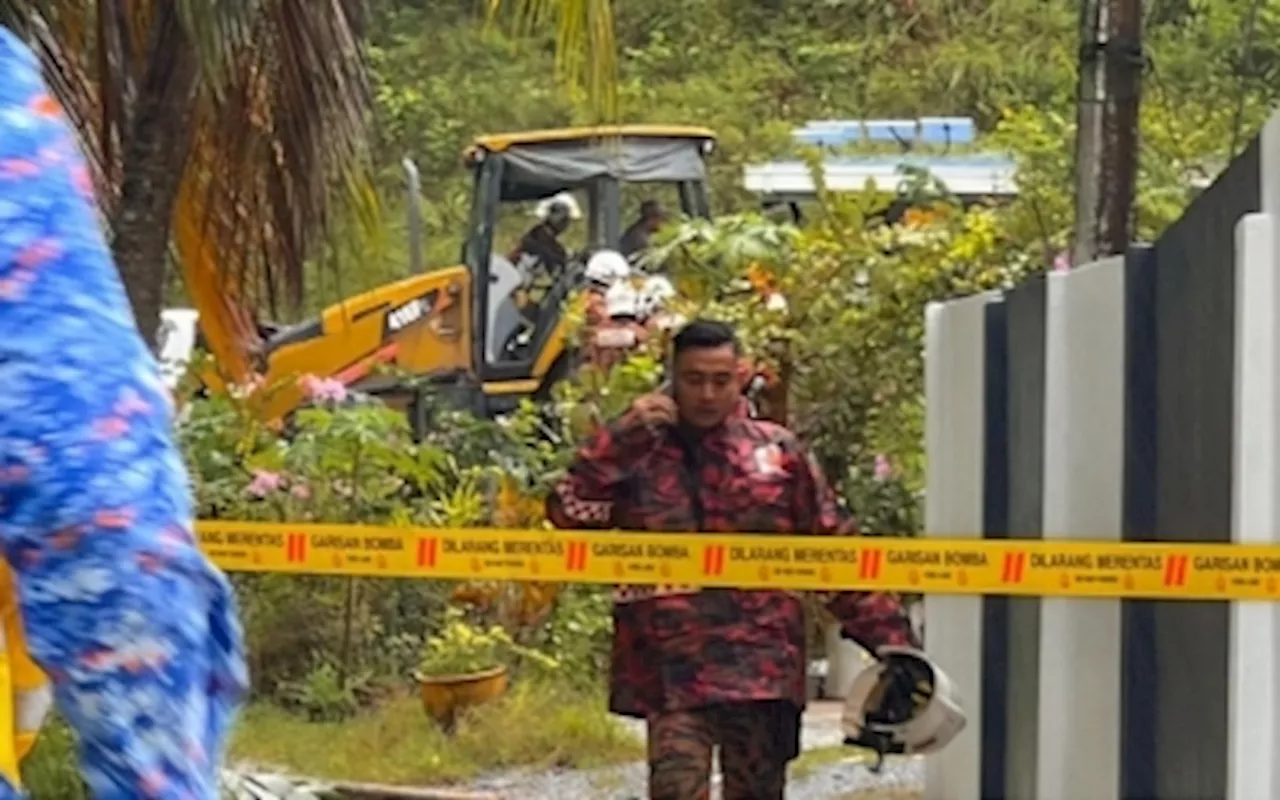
[841,646,966,768]
[585,249,632,288]
[638,275,677,319]
[604,280,640,319]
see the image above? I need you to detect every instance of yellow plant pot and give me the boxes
[414,665,508,731]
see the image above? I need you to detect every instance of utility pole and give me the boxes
[1071,0,1144,266]
[1071,0,1106,267]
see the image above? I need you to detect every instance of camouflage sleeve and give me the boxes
[792,446,919,653]
[546,416,651,529]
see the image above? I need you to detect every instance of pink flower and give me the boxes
[1052,250,1071,273]
[298,374,348,403]
[290,483,311,500]
[873,454,893,481]
[247,470,283,498]
[228,374,266,400]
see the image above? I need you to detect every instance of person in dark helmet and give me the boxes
[546,318,919,800]
[620,199,667,260]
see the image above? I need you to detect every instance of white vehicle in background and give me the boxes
[155,307,200,391]
[743,116,1019,227]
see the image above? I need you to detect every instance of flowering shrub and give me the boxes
[297,374,349,404]
[177,372,611,715]
[417,607,558,677]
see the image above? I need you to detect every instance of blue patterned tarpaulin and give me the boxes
[0,27,247,799]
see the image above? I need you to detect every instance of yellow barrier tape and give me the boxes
[195,522,1280,601]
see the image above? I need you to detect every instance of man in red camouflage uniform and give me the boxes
[546,319,918,800]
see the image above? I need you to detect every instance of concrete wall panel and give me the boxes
[1036,257,1126,800]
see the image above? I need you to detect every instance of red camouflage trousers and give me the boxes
[646,700,802,800]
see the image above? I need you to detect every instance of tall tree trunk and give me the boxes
[111,4,197,346]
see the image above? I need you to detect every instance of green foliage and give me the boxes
[641,179,1020,534]
[201,0,1280,320]
[552,353,665,439]
[529,586,615,690]
[278,662,363,722]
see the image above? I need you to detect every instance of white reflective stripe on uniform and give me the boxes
[15,684,51,737]
[613,585,811,604]
[0,563,52,767]
[613,585,700,603]
[595,327,638,349]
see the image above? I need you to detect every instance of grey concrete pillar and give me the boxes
[923,291,1000,800]
[1225,108,1280,800]
[1036,257,1126,800]
[1228,212,1280,800]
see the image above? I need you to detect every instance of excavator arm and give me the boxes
[172,175,263,396]
[171,169,473,427]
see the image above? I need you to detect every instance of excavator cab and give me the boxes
[460,125,714,417]
[205,125,716,432]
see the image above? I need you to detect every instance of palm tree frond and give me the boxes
[173,0,257,100]
[179,0,376,313]
[488,0,618,122]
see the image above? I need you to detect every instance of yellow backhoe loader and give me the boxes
[179,125,716,431]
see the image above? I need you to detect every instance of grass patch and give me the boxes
[17,681,642,795]
[229,680,644,786]
[22,718,88,800]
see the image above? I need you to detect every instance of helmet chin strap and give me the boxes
[844,728,896,774]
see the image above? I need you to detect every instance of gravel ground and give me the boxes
[468,755,923,799]
[467,703,925,800]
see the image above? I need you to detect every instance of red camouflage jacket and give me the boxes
[546,410,916,718]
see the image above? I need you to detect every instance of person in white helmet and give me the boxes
[582,249,631,328]
[585,249,631,289]
[585,279,649,372]
[637,273,682,333]
[509,191,581,275]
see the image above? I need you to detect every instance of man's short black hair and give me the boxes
[672,319,740,355]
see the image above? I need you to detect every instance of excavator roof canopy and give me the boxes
[465,125,718,203]
[468,124,717,152]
